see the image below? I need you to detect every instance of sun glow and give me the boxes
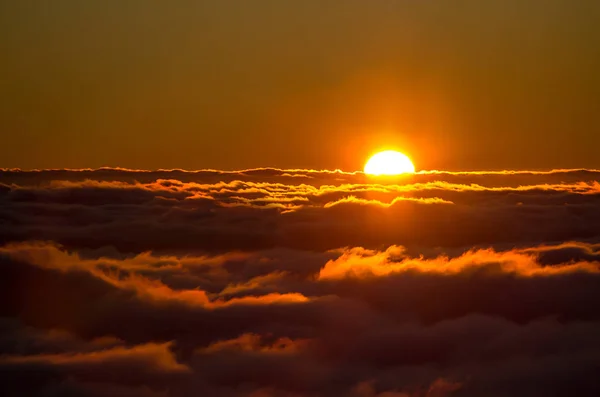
[364,150,415,175]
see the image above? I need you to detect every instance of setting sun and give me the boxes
[364,150,416,175]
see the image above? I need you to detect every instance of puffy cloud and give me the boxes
[2,168,600,395]
[3,168,600,254]
[318,245,599,279]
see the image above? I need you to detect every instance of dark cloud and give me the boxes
[2,168,600,396]
[2,168,600,254]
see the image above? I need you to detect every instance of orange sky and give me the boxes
[1,1,599,171]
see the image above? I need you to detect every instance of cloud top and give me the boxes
[1,168,600,396]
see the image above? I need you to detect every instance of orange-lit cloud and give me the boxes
[199,333,309,355]
[318,245,599,280]
[3,168,600,396]
[0,342,190,373]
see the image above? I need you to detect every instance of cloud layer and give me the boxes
[2,168,600,396]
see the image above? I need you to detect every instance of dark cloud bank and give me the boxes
[1,168,600,396]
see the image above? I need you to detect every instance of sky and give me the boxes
[2,0,600,171]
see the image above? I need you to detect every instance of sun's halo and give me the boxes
[364,150,415,175]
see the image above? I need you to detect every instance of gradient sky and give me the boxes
[1,0,599,171]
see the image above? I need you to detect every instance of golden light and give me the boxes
[364,150,415,175]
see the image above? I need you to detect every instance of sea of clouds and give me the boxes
[2,168,600,396]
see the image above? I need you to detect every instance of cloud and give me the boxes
[352,378,462,397]
[0,342,189,375]
[0,342,187,396]
[2,168,600,395]
[3,168,600,255]
[318,245,599,279]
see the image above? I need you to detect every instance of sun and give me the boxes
[364,150,415,175]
